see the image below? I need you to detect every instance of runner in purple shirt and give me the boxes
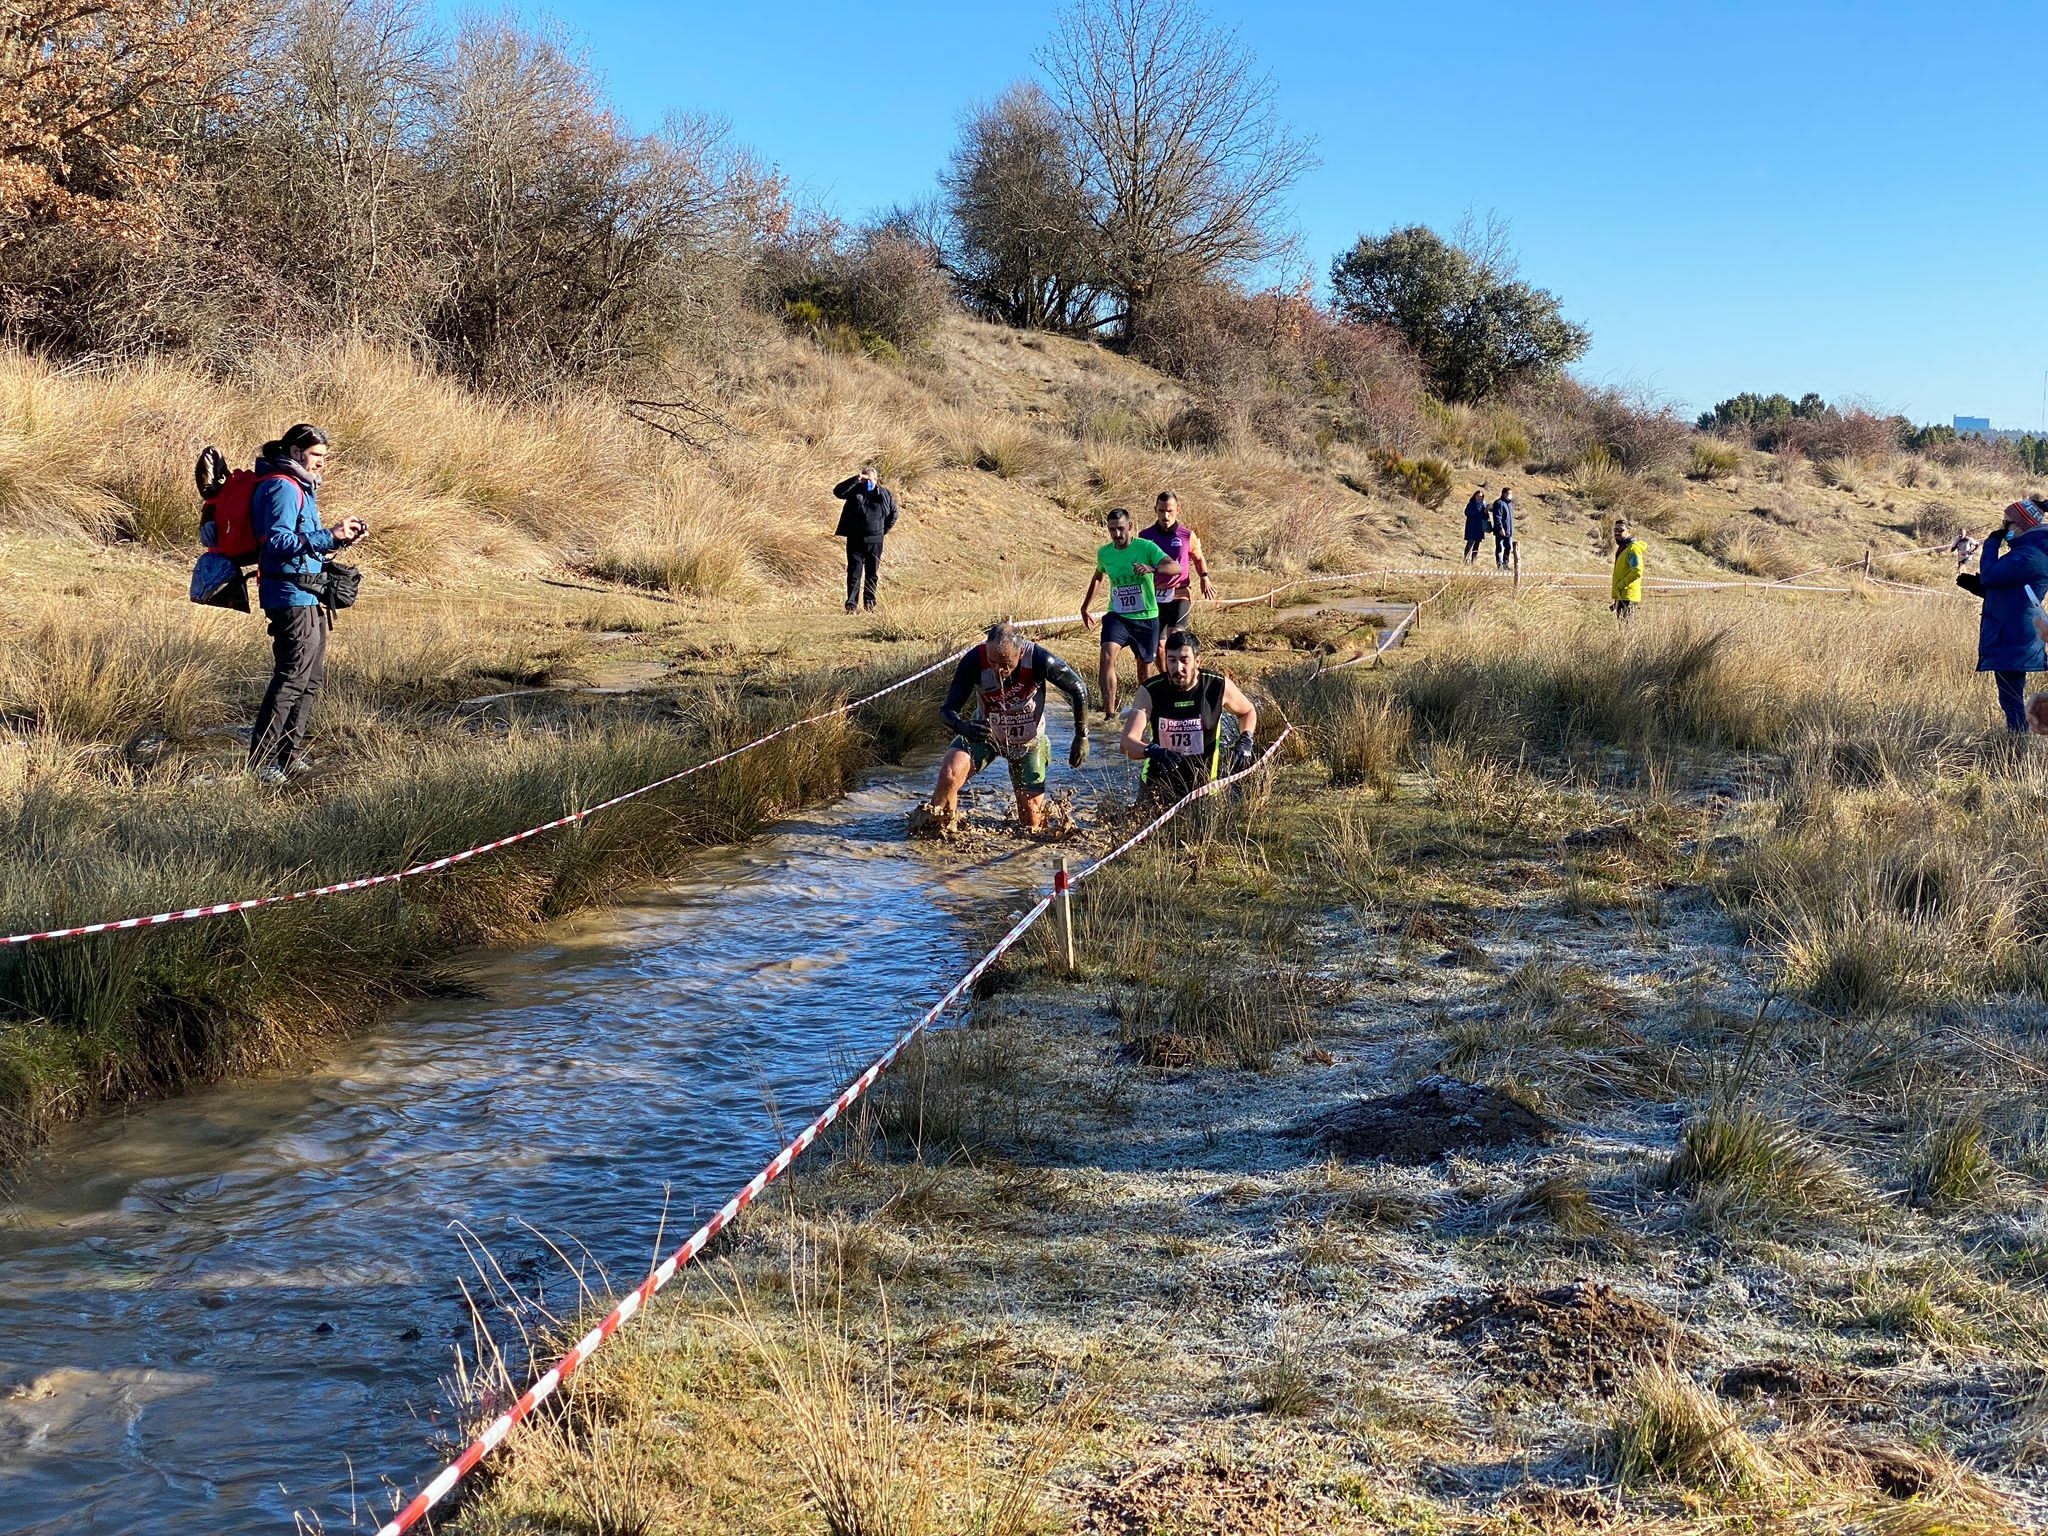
[1143,490,1211,665]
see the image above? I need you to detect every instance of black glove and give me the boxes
[1144,743,1191,771]
[950,716,991,744]
[1229,733,1257,774]
[1957,572,1984,597]
[1068,732,1089,768]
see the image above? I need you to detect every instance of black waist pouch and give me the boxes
[291,562,362,609]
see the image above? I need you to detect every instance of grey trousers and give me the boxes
[249,605,330,770]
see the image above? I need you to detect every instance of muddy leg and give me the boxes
[1099,643,1122,720]
[1015,789,1045,830]
[931,747,974,814]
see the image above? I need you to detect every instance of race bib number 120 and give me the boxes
[1110,582,1146,614]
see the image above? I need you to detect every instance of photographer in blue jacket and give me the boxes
[247,424,365,782]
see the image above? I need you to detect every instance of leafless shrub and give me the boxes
[941,83,1104,331]
[1134,280,1424,453]
[1041,0,1314,340]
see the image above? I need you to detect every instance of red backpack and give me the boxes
[196,447,298,564]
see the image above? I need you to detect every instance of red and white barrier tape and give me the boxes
[0,549,1907,949]
[0,576,1325,949]
[0,648,983,947]
[366,726,1292,1536]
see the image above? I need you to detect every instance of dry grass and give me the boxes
[1664,1103,1870,1231]
[1604,1363,1782,1494]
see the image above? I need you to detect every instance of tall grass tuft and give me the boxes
[1688,441,1742,481]
[1604,1363,1780,1492]
[1664,1104,1867,1230]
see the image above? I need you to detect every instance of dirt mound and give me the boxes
[1073,1455,1331,1536]
[1717,1358,1881,1419]
[1298,1075,1552,1164]
[1423,1280,1698,1396]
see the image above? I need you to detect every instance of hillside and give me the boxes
[0,316,2005,644]
[0,316,2014,1151]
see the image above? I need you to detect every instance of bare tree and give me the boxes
[250,0,444,335]
[941,82,1103,331]
[423,23,779,389]
[1038,0,1312,340]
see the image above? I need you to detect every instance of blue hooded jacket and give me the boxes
[1491,495,1515,539]
[251,457,334,611]
[1976,526,2048,672]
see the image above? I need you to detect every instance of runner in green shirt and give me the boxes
[1080,506,1179,720]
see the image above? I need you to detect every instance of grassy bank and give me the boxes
[445,591,2048,1535]
[0,601,959,1154]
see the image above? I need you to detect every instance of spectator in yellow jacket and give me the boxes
[1611,519,1645,621]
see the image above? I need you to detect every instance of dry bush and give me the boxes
[1705,519,1803,579]
[1906,1118,2002,1211]
[0,341,656,568]
[1133,281,1425,454]
[1566,446,1630,508]
[1912,500,1965,545]
[1512,376,1687,477]
[1479,413,1532,468]
[1689,441,1742,481]
[0,610,255,745]
[1161,400,1233,451]
[1724,775,2048,1014]
[1310,673,1409,793]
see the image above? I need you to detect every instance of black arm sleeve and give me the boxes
[882,490,899,533]
[831,475,859,499]
[1039,648,1088,730]
[940,650,980,734]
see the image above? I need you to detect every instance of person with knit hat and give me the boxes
[1972,495,2048,731]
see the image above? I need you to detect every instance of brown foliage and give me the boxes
[0,3,780,389]
[0,0,248,243]
[1509,375,1688,476]
[1768,408,1898,463]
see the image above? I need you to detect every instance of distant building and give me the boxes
[1956,415,1993,435]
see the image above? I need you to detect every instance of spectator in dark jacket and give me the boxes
[1974,497,2048,731]
[1490,487,1516,569]
[1461,489,1490,563]
[832,465,899,612]
[247,423,365,782]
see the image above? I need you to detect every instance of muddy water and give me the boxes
[0,750,1085,1535]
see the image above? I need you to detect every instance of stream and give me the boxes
[0,747,1078,1535]
[0,603,1405,1534]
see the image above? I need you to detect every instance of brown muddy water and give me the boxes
[0,743,1113,1534]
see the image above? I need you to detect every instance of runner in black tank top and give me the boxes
[1119,626,1259,807]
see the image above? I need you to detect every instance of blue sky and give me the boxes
[506,0,2046,426]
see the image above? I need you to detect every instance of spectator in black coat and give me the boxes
[833,465,899,612]
[1461,488,1490,564]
